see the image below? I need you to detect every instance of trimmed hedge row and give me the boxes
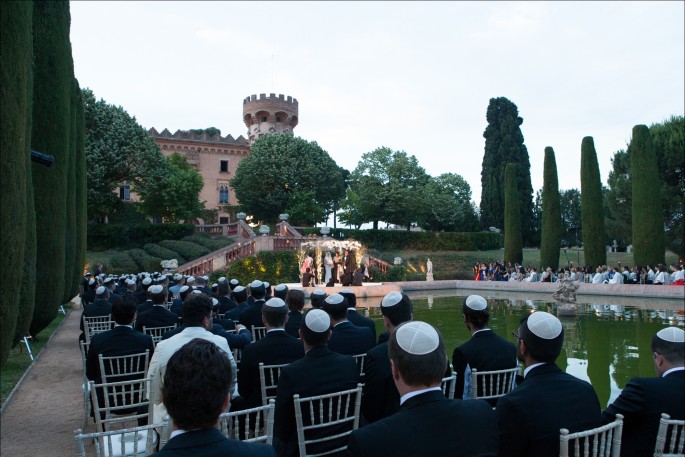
[109,251,139,274]
[128,248,163,273]
[159,240,210,260]
[87,223,195,251]
[182,234,233,251]
[211,251,300,286]
[143,243,187,264]
[297,228,502,251]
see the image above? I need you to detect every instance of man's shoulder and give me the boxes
[367,341,388,358]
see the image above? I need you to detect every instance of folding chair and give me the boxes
[470,366,518,404]
[98,351,150,384]
[84,315,113,344]
[74,423,157,457]
[251,325,267,342]
[559,413,623,457]
[259,363,289,406]
[352,353,367,379]
[218,399,275,444]
[89,376,152,433]
[441,372,457,400]
[293,384,363,457]
[142,325,177,346]
[654,412,685,457]
[80,341,92,429]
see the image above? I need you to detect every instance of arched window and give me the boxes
[219,185,229,204]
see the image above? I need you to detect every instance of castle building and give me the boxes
[147,93,298,224]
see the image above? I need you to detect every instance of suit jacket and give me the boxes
[134,290,148,305]
[360,341,398,423]
[152,427,276,457]
[346,309,376,341]
[284,311,302,338]
[134,305,179,332]
[348,390,497,457]
[86,325,155,384]
[452,329,517,405]
[274,346,359,457]
[495,363,602,457]
[225,302,250,322]
[602,369,684,457]
[137,300,154,315]
[217,296,236,313]
[328,322,375,356]
[80,299,113,332]
[108,292,124,308]
[239,299,266,329]
[169,298,183,317]
[238,330,305,408]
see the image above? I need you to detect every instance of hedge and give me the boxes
[182,234,233,251]
[87,223,195,251]
[127,248,163,273]
[158,240,210,260]
[143,243,187,264]
[211,251,300,286]
[109,251,139,275]
[297,228,502,251]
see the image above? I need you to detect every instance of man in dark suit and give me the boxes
[340,289,376,341]
[239,280,268,329]
[284,288,304,338]
[347,321,498,457]
[104,277,123,308]
[80,286,113,342]
[273,283,288,301]
[273,309,359,457]
[224,286,250,322]
[169,285,192,319]
[235,297,304,409]
[134,285,178,332]
[216,281,236,314]
[602,326,684,457]
[152,338,276,457]
[362,292,412,423]
[309,288,326,309]
[323,294,375,356]
[452,295,517,406]
[135,277,152,305]
[496,311,602,457]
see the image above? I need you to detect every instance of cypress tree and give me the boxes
[630,125,665,265]
[0,0,33,365]
[503,163,523,264]
[14,161,37,346]
[30,0,73,335]
[540,147,561,270]
[580,137,606,267]
[63,78,76,304]
[71,78,87,299]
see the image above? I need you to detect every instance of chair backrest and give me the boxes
[259,363,289,406]
[654,413,685,457]
[293,384,363,457]
[165,301,173,310]
[441,372,457,400]
[74,423,158,457]
[89,376,152,433]
[142,325,177,346]
[470,366,518,401]
[218,399,276,445]
[352,353,367,378]
[559,413,624,457]
[233,348,243,366]
[84,315,113,344]
[98,351,150,385]
[251,325,267,342]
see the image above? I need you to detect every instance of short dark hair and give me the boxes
[380,294,413,326]
[232,287,248,304]
[162,339,231,430]
[112,299,137,325]
[462,302,490,328]
[250,285,266,300]
[310,293,326,309]
[150,287,167,305]
[286,289,305,312]
[217,282,229,297]
[518,315,563,363]
[262,303,288,328]
[300,310,330,347]
[388,322,446,387]
[652,334,685,365]
[339,291,356,307]
[323,296,349,321]
[274,285,288,301]
[182,294,213,327]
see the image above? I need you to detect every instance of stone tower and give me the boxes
[243,93,299,145]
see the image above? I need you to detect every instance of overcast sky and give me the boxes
[70,1,684,205]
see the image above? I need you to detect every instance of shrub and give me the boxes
[127,248,163,272]
[87,223,195,251]
[368,265,407,282]
[182,234,233,251]
[158,240,210,260]
[109,251,139,275]
[143,243,187,264]
[580,136,606,267]
[213,251,300,285]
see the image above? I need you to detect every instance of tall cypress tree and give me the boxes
[630,125,665,265]
[63,75,77,304]
[503,163,523,264]
[580,137,606,268]
[540,147,561,270]
[0,0,33,365]
[71,78,87,299]
[30,0,73,335]
[480,97,534,245]
[14,160,37,346]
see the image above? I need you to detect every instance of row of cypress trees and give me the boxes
[0,0,85,366]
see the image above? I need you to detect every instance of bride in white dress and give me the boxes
[324,251,334,284]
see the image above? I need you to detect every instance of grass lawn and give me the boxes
[0,304,70,406]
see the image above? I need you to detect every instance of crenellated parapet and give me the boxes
[242,93,299,144]
[148,128,249,146]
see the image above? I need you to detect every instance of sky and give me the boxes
[70,1,684,205]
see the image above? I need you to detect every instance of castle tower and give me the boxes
[243,93,298,145]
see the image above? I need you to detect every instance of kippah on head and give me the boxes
[103,277,113,285]
[263,281,270,288]
[233,285,245,293]
[88,279,96,285]
[174,274,182,281]
[382,291,403,308]
[125,279,136,286]
[275,284,287,291]
[96,286,107,295]
[305,309,331,333]
[212,283,218,288]
[465,295,488,311]
[149,284,164,294]
[324,294,345,306]
[180,285,190,293]
[519,311,564,363]
[395,321,440,355]
[212,297,219,306]
[186,276,196,284]
[657,327,685,343]
[142,277,152,286]
[192,289,203,294]
[202,276,209,281]
[218,277,227,283]
[311,289,326,296]
[250,280,263,288]
[527,311,562,339]
[265,297,286,308]
[230,279,239,286]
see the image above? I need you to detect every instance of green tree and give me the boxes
[580,136,606,268]
[71,78,87,298]
[480,97,534,244]
[230,133,344,224]
[560,189,581,247]
[630,125,665,265]
[540,147,561,270]
[337,188,367,229]
[137,153,205,223]
[503,163,523,264]
[190,127,221,137]
[419,173,479,232]
[1,0,33,364]
[285,189,326,226]
[605,149,632,246]
[82,88,168,221]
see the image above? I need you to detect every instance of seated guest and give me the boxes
[273,309,359,457]
[263,281,272,300]
[309,289,326,309]
[284,288,304,338]
[602,327,684,457]
[339,289,376,341]
[135,285,178,332]
[80,285,113,342]
[224,286,250,322]
[135,277,153,305]
[496,311,602,457]
[452,295,517,406]
[348,321,497,457]
[323,294,375,356]
[239,280,268,330]
[169,285,191,319]
[352,267,364,286]
[302,268,313,287]
[273,284,288,301]
[152,338,276,457]
[362,292,413,423]
[216,281,236,314]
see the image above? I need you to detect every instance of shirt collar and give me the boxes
[114,324,133,329]
[663,366,685,377]
[267,328,286,333]
[472,328,491,336]
[400,387,442,405]
[524,362,547,378]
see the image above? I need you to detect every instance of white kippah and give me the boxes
[187,276,196,283]
[339,289,353,295]
[325,294,344,305]
[96,286,106,295]
[149,285,164,294]
[142,277,152,286]
[381,291,403,307]
[465,295,488,311]
[311,289,326,296]
[233,285,245,293]
[218,277,227,283]
[212,283,218,288]
[192,289,203,294]
[230,279,239,285]
[103,277,113,284]
[396,321,440,355]
[275,284,287,291]
[305,309,331,333]
[657,327,684,343]
[265,297,286,308]
[263,281,270,288]
[527,311,562,339]
[212,297,218,306]
[174,274,182,280]
[125,279,136,286]
[250,280,263,288]
[88,279,95,285]
[180,285,190,293]
[202,276,209,281]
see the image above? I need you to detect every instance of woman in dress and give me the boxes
[324,252,334,284]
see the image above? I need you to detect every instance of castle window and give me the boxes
[219,185,229,204]
[261,116,267,122]
[276,116,281,123]
[220,160,229,173]
[119,182,130,201]
[219,216,229,224]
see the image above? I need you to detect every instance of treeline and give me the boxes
[1,1,85,365]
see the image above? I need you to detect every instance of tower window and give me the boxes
[220,160,229,172]
[276,116,281,123]
[219,185,229,204]
[262,116,267,122]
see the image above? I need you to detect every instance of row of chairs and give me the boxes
[82,315,177,347]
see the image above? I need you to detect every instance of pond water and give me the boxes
[338,290,684,408]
